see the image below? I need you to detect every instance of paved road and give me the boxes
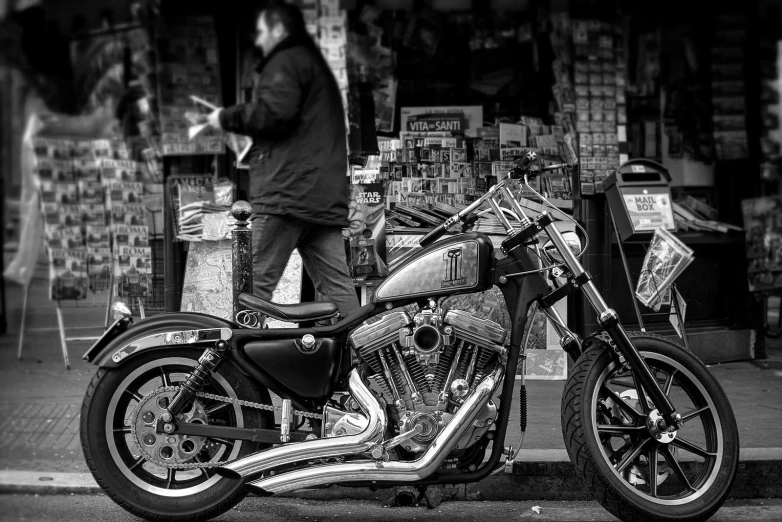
[0,496,780,521]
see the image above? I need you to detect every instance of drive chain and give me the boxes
[129,386,322,470]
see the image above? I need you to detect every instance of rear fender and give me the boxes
[86,312,236,369]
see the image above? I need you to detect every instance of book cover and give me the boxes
[39,181,79,205]
[86,225,111,248]
[35,160,74,183]
[101,159,141,184]
[78,181,104,204]
[73,159,101,182]
[91,139,130,161]
[112,224,149,249]
[48,248,89,300]
[106,181,144,209]
[82,204,108,227]
[110,204,147,227]
[87,247,112,287]
[345,183,387,280]
[115,245,152,297]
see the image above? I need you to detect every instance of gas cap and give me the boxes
[301,334,316,352]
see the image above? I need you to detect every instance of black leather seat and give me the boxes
[237,293,339,322]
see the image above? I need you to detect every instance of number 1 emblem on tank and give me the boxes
[442,247,466,288]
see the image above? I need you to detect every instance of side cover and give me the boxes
[242,338,342,398]
[374,232,494,302]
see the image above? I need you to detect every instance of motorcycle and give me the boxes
[80,152,738,522]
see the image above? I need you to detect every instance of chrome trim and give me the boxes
[215,369,387,479]
[110,328,233,364]
[599,309,619,325]
[438,340,464,404]
[245,364,505,494]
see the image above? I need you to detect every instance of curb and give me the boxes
[1,448,780,500]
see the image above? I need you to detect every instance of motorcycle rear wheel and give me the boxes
[561,333,738,522]
[81,348,272,522]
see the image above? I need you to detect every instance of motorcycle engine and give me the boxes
[349,308,506,454]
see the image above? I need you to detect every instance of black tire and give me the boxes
[561,332,739,522]
[81,348,273,522]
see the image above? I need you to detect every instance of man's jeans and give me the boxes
[251,214,360,318]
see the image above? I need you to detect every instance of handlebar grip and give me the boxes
[514,151,537,171]
[419,223,447,248]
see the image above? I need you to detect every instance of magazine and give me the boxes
[39,181,79,205]
[115,245,152,297]
[48,248,88,300]
[635,228,695,308]
[87,247,112,287]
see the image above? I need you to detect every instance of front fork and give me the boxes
[541,215,684,431]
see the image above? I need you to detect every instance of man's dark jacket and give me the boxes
[220,36,349,227]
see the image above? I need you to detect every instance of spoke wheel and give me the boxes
[81,348,273,521]
[562,333,738,522]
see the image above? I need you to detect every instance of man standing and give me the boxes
[205,3,359,318]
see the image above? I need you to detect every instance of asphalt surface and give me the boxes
[0,496,781,522]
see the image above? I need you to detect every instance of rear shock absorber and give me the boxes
[166,341,226,416]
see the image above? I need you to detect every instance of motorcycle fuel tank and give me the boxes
[374,232,494,302]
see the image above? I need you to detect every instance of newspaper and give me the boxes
[635,228,695,308]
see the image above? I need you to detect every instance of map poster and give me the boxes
[180,239,234,320]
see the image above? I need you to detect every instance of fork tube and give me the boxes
[487,197,515,235]
[541,215,681,428]
[499,186,532,226]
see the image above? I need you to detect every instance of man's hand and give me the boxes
[206,108,223,130]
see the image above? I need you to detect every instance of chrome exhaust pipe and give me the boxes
[215,369,386,479]
[245,364,504,495]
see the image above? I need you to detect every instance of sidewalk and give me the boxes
[1,262,780,500]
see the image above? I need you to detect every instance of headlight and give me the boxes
[542,232,582,264]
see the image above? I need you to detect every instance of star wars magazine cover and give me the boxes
[345,182,387,281]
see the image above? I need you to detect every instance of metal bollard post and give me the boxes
[232,201,253,321]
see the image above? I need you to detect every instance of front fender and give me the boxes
[84,312,237,368]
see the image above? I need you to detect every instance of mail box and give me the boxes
[603,159,676,242]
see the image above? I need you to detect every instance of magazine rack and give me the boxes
[605,160,690,350]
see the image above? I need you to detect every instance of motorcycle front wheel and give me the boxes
[561,333,739,522]
[81,348,273,522]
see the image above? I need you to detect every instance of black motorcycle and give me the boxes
[80,152,738,522]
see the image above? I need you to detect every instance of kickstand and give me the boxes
[417,485,443,509]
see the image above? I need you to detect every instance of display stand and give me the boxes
[604,159,689,350]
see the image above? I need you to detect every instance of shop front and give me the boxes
[2,0,780,367]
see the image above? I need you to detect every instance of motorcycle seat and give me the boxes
[237,293,339,322]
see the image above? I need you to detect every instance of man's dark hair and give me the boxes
[261,1,308,40]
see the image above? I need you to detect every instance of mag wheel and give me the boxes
[81,349,272,522]
[562,333,739,522]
